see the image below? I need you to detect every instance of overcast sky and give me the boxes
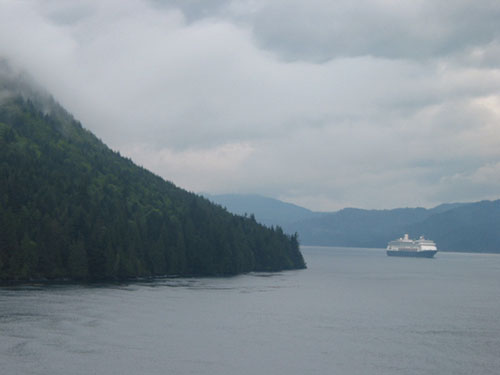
[1,0,500,211]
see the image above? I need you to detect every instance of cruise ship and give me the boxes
[386,234,438,258]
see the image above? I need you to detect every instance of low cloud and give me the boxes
[0,0,499,210]
[127,142,255,192]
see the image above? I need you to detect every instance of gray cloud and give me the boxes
[249,0,500,61]
[0,0,499,210]
[151,0,231,21]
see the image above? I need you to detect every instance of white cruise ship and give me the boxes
[386,234,438,258]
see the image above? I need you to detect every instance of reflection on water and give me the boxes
[1,247,499,375]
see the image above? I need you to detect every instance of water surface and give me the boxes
[1,247,499,375]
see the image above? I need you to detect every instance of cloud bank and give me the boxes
[1,0,499,210]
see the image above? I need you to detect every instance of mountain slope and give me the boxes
[285,207,433,248]
[0,91,305,281]
[407,200,500,252]
[286,201,499,252]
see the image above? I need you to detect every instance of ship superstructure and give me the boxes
[386,234,437,258]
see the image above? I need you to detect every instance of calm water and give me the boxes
[1,246,499,375]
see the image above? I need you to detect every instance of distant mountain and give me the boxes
[286,201,499,252]
[285,207,433,248]
[206,194,321,228]
[407,200,500,252]
[210,193,499,253]
[0,65,305,281]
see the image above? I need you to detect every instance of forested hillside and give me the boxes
[0,94,305,281]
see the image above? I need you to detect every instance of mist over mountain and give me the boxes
[0,64,305,281]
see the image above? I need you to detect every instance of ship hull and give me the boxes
[386,250,437,258]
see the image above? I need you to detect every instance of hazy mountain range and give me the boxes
[205,194,320,227]
[208,194,500,253]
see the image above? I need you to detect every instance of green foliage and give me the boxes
[0,97,306,281]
